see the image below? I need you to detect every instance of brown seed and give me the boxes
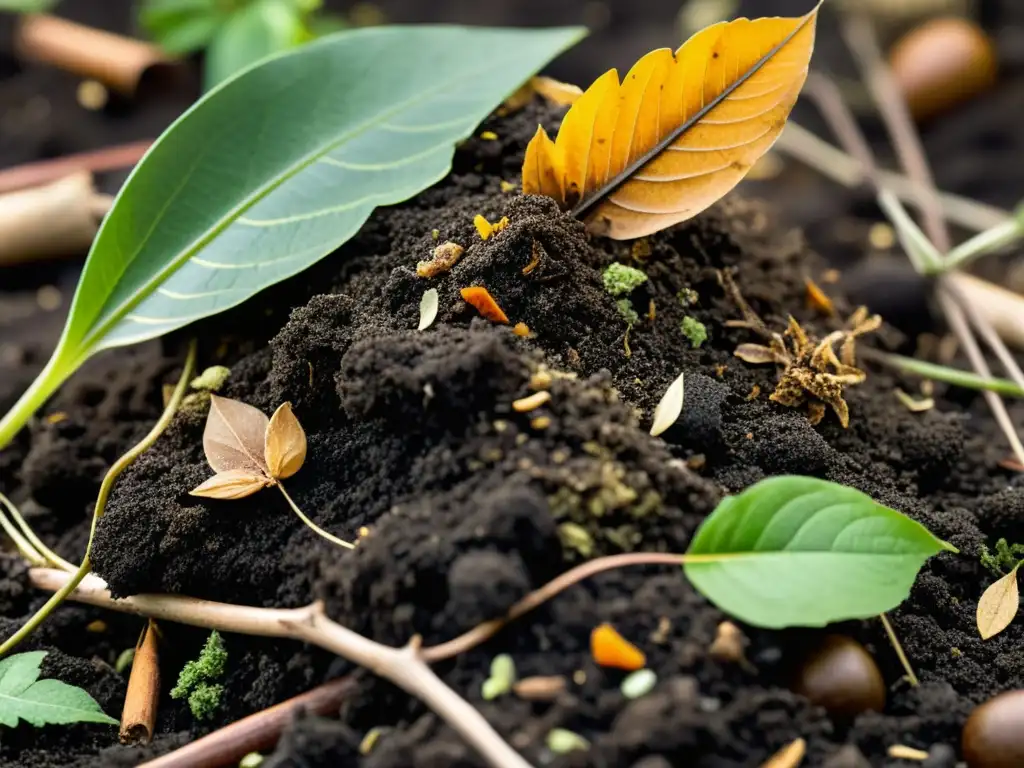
[889,17,998,121]
[962,690,1024,768]
[791,635,885,717]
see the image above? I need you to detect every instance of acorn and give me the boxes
[889,17,998,121]
[791,635,885,717]
[962,690,1024,768]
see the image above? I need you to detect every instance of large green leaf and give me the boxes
[0,24,584,450]
[684,476,956,628]
[0,652,117,728]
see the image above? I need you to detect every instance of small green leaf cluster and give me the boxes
[684,476,956,628]
[603,263,648,297]
[0,651,117,728]
[615,299,640,326]
[680,316,707,348]
[139,0,346,90]
[979,538,1024,577]
[171,631,227,720]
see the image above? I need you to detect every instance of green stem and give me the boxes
[276,483,354,550]
[0,352,73,452]
[0,505,47,567]
[876,190,945,275]
[942,212,1024,273]
[879,612,919,687]
[0,341,197,657]
[877,353,1024,398]
[0,492,76,572]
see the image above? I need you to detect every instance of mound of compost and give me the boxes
[2,99,1023,768]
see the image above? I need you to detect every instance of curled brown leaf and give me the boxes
[265,402,307,480]
[190,470,272,500]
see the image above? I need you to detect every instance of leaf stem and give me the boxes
[0,492,77,572]
[874,353,1024,398]
[875,190,945,275]
[0,500,48,567]
[0,352,70,452]
[275,483,354,550]
[879,612,919,687]
[0,341,197,656]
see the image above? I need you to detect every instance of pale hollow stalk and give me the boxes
[0,342,197,656]
[944,214,1024,272]
[776,122,1010,234]
[871,352,1024,398]
[945,272,1024,351]
[27,570,531,768]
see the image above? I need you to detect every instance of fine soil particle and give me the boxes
[3,96,1022,768]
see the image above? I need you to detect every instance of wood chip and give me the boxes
[512,391,551,413]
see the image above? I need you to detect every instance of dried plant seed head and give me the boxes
[203,395,270,476]
[265,402,307,480]
[190,469,272,500]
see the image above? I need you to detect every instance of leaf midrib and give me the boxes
[0,688,105,721]
[78,30,533,356]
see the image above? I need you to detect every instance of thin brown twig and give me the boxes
[0,140,153,196]
[836,12,1024,467]
[27,569,530,768]
[120,619,161,744]
[139,677,355,768]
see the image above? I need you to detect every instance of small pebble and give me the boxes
[791,635,885,717]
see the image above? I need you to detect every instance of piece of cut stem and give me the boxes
[0,492,76,572]
[876,190,945,274]
[0,341,196,657]
[943,209,1024,272]
[879,612,918,687]
[120,619,160,744]
[0,503,47,567]
[275,483,354,550]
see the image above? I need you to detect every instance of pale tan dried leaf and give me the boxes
[529,75,583,106]
[977,566,1020,640]
[265,402,307,480]
[759,738,806,768]
[189,470,271,500]
[734,344,781,365]
[203,395,270,476]
[650,372,685,437]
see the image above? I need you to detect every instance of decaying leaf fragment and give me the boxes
[191,395,307,499]
[977,565,1020,640]
[522,5,820,239]
[723,272,880,428]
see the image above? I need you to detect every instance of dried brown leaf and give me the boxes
[977,566,1020,640]
[265,402,307,480]
[189,470,271,500]
[734,344,780,365]
[203,395,269,476]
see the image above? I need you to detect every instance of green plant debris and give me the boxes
[190,365,231,392]
[546,728,590,754]
[603,263,648,296]
[620,668,657,699]
[360,726,388,755]
[239,752,264,768]
[615,299,639,326]
[677,287,699,307]
[680,317,707,348]
[115,648,135,675]
[557,522,594,558]
[0,651,117,727]
[481,654,517,700]
[980,538,1024,577]
[171,631,227,720]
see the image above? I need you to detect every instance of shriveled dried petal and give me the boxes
[190,470,271,500]
[203,395,270,476]
[265,402,307,480]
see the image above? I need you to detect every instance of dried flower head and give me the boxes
[722,272,881,428]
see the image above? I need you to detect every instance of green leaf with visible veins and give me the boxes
[684,476,956,628]
[204,0,306,90]
[0,24,585,451]
[0,652,117,728]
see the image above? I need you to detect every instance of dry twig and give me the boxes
[0,140,153,196]
[120,620,161,744]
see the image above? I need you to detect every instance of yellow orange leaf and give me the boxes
[189,469,272,500]
[529,75,583,106]
[522,5,820,239]
[977,566,1020,640]
[265,402,307,480]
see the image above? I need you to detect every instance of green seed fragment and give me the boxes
[546,728,590,754]
[115,647,135,674]
[190,365,231,392]
[239,753,264,768]
[620,668,657,699]
[482,653,516,699]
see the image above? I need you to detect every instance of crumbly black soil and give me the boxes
[4,1,1024,765]
[2,92,1023,768]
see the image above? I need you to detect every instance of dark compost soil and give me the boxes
[3,2,1024,768]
